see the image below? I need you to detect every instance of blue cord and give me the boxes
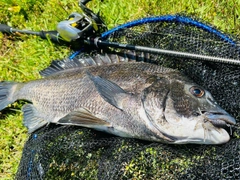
[101,15,236,45]
[69,15,236,59]
[69,50,82,60]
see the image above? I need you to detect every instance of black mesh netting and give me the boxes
[16,16,240,180]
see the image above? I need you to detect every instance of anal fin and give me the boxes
[22,104,48,133]
[58,108,111,129]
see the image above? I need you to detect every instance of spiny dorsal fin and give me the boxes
[39,56,91,77]
[39,51,138,77]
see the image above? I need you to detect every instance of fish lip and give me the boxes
[203,111,236,128]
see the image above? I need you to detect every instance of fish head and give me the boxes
[141,73,236,144]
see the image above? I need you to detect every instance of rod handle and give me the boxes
[0,24,12,33]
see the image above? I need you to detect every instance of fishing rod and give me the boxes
[85,37,240,65]
[2,21,239,65]
[1,0,240,65]
[0,23,67,44]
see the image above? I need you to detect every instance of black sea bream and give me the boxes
[0,53,236,144]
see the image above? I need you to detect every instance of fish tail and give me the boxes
[0,81,20,111]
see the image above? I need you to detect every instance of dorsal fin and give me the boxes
[39,51,138,77]
[39,56,94,77]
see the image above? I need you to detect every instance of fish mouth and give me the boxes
[200,111,236,130]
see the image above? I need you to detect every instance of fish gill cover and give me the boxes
[15,16,240,179]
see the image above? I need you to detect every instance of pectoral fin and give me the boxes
[22,104,48,133]
[58,108,111,129]
[87,72,129,110]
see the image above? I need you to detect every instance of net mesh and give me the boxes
[15,16,240,180]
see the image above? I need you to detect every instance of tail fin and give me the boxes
[0,81,19,111]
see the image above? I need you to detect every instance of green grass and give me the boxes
[0,0,239,179]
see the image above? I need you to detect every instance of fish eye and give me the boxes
[190,86,205,98]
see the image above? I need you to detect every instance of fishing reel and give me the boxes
[0,0,106,50]
[57,0,107,44]
[57,12,98,42]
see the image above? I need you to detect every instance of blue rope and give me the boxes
[101,15,236,45]
[69,50,82,59]
[69,15,236,59]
